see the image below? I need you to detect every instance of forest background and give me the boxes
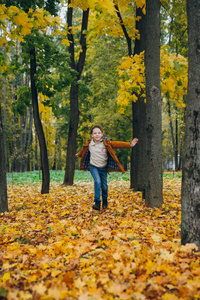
[0,0,188,179]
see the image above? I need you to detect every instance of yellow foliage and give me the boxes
[135,0,146,13]
[13,11,31,27]
[62,38,70,46]
[0,4,61,45]
[117,52,145,112]
[117,48,188,113]
[69,0,90,10]
[0,36,7,47]
[6,5,19,16]
[87,0,136,41]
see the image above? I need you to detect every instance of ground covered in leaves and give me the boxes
[0,177,200,300]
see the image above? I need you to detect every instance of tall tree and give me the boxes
[131,6,146,192]
[30,45,50,193]
[2,1,60,193]
[144,0,163,207]
[0,104,8,213]
[63,1,89,185]
[181,0,200,248]
[112,1,146,191]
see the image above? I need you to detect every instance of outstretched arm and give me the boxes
[130,138,139,147]
[110,138,139,148]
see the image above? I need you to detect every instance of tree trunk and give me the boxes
[175,112,178,171]
[64,83,79,185]
[26,107,33,171]
[20,115,25,172]
[57,132,62,170]
[3,78,8,172]
[144,0,163,207]
[22,109,29,171]
[131,7,146,191]
[167,100,177,170]
[35,133,38,170]
[181,0,200,248]
[30,47,50,194]
[52,137,57,171]
[11,79,16,172]
[0,104,8,213]
[63,4,89,185]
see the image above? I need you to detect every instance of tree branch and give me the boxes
[67,0,75,69]
[113,1,132,56]
[77,8,89,77]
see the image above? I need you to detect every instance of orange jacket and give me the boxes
[77,138,131,173]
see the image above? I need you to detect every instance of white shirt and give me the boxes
[89,139,108,168]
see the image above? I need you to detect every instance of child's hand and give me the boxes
[75,153,78,157]
[130,138,138,147]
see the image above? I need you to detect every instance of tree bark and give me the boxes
[63,3,89,185]
[144,0,163,207]
[131,7,146,191]
[167,100,177,170]
[57,132,62,170]
[175,111,178,171]
[30,47,50,194]
[26,107,33,171]
[3,77,8,172]
[64,83,79,185]
[20,115,25,172]
[181,0,200,248]
[35,133,38,170]
[0,104,8,213]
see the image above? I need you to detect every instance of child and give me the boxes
[75,125,138,211]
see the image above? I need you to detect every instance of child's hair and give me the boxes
[90,125,103,135]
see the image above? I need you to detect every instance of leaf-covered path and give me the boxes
[0,178,200,299]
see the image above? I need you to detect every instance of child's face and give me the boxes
[91,128,103,142]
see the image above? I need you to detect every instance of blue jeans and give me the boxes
[89,165,108,202]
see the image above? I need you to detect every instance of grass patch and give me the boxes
[7,170,181,185]
[163,171,182,179]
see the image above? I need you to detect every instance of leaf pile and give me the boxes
[0,178,200,300]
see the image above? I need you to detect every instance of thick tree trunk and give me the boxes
[144,0,163,207]
[181,0,200,248]
[131,7,146,191]
[0,104,8,213]
[30,47,50,194]
[63,4,89,185]
[131,98,146,191]
[64,83,79,185]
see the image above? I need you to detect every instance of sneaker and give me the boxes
[92,201,101,211]
[102,199,108,209]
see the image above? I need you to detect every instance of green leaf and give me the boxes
[0,287,8,297]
